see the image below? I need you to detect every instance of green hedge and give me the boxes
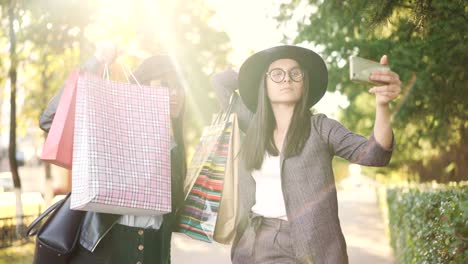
[386,185,467,263]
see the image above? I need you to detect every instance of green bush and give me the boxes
[386,184,467,263]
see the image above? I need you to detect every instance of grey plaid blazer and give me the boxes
[213,69,393,264]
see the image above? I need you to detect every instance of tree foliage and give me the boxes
[278,0,468,182]
[1,0,230,160]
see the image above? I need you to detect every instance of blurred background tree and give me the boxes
[0,0,96,221]
[0,0,230,206]
[278,0,467,182]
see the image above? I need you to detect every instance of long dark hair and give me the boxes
[242,69,311,171]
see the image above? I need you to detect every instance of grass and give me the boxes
[0,242,34,264]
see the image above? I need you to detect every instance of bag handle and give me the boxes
[102,64,110,80]
[213,93,237,125]
[26,193,71,237]
[102,62,143,88]
[118,61,143,87]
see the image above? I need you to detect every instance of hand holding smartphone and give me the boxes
[349,56,390,85]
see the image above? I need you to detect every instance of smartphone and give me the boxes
[349,56,390,85]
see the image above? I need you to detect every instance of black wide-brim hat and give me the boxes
[132,55,175,86]
[238,45,328,113]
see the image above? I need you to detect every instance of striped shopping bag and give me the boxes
[178,113,238,243]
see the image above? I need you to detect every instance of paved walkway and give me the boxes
[172,183,394,263]
[337,186,394,264]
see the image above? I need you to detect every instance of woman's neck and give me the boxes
[271,103,295,134]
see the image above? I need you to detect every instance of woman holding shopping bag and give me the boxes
[212,45,401,264]
[39,42,186,264]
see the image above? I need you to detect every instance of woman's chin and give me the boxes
[270,98,301,106]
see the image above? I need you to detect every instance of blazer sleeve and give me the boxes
[313,113,394,166]
[39,57,103,133]
[211,69,253,132]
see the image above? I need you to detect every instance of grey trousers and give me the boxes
[232,216,298,264]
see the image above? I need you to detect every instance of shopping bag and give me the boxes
[40,70,80,169]
[213,113,239,244]
[182,119,228,196]
[70,72,172,216]
[178,111,239,243]
[182,96,238,196]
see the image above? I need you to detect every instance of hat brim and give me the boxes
[238,45,328,113]
[132,55,175,85]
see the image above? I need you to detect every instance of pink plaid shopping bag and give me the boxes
[70,72,171,215]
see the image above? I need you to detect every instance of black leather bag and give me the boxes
[26,193,85,264]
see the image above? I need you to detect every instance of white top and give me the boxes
[118,214,163,229]
[251,153,288,220]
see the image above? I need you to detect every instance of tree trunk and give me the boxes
[0,77,3,132]
[44,134,54,206]
[40,51,55,205]
[8,0,24,237]
[391,72,416,118]
[454,125,467,181]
